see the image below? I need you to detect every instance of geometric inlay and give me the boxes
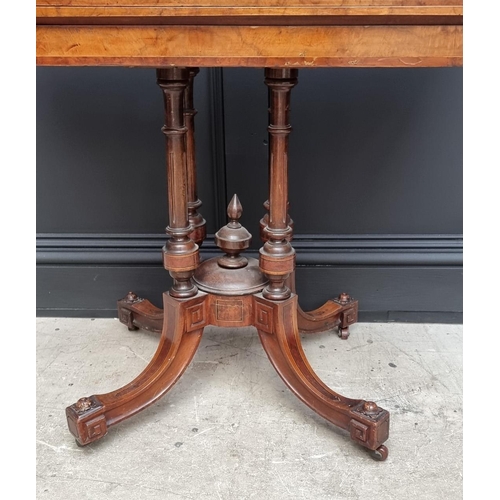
[215,299,243,323]
[345,308,357,326]
[349,419,369,444]
[186,302,207,332]
[254,302,274,334]
[85,415,107,441]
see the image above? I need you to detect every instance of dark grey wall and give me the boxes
[37,67,217,234]
[224,68,463,237]
[37,67,463,322]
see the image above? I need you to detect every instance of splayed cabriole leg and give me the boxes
[285,272,358,338]
[255,293,389,457]
[117,292,163,333]
[66,293,206,446]
[66,67,207,447]
[254,68,388,458]
[77,291,389,455]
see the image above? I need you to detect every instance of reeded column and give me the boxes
[259,68,298,300]
[157,68,199,298]
[184,68,207,246]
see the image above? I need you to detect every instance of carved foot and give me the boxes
[117,292,163,333]
[67,292,207,445]
[286,274,358,337]
[254,294,389,457]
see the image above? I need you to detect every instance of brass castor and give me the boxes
[371,445,389,461]
[338,326,350,340]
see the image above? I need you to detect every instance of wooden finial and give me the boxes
[227,194,243,224]
[214,194,251,269]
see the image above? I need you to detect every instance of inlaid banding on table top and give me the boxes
[35,0,464,25]
[36,0,463,23]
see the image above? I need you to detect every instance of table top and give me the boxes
[36,1,463,67]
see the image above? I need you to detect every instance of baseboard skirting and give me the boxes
[37,233,463,322]
[36,233,463,267]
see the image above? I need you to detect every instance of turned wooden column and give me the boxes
[259,68,298,300]
[184,68,207,246]
[157,68,199,298]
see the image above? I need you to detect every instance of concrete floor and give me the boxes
[36,318,462,500]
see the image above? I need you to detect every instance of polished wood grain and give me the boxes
[118,285,359,338]
[255,293,389,458]
[117,292,164,333]
[37,0,462,67]
[74,289,388,459]
[157,68,200,298]
[259,69,297,300]
[36,25,462,68]
[67,292,206,445]
[36,0,463,36]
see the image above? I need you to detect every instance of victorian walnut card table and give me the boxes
[36,1,463,461]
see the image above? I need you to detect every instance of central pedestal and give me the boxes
[193,257,267,296]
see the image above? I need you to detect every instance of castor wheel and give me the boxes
[371,445,389,461]
[338,326,350,340]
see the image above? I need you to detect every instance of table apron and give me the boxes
[36,24,463,68]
